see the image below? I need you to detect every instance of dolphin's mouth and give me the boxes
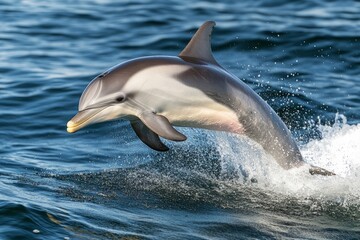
[67,107,105,133]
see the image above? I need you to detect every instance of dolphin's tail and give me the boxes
[309,165,336,176]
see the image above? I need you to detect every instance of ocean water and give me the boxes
[1,0,360,239]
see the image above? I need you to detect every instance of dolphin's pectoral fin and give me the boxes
[131,121,169,151]
[309,165,336,176]
[138,112,187,141]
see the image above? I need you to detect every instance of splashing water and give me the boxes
[212,114,360,204]
[302,114,360,177]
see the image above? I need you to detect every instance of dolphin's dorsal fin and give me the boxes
[179,21,220,66]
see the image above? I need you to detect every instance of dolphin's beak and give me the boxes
[67,107,105,133]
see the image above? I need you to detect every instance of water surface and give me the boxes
[1,0,360,239]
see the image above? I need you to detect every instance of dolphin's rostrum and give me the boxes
[67,21,334,176]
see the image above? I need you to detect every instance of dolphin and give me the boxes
[67,21,334,176]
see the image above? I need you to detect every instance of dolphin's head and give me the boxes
[67,56,242,136]
[66,57,194,134]
[67,63,139,133]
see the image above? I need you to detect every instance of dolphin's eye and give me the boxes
[116,95,125,103]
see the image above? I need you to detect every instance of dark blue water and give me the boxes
[1,0,360,239]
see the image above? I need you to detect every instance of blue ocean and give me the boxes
[1,0,360,239]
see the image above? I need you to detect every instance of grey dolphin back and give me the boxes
[179,21,220,66]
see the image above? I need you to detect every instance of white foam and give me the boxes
[213,114,360,203]
[302,114,360,177]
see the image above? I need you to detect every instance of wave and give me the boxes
[0,201,70,240]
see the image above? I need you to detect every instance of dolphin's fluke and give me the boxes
[309,166,336,176]
[131,121,169,151]
[179,21,220,66]
[138,112,187,142]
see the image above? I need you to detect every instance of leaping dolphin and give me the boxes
[67,21,334,176]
